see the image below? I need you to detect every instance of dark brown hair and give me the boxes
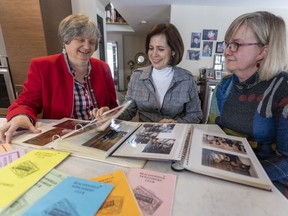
[145,23,184,66]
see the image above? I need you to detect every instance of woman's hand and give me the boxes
[0,115,41,144]
[90,106,110,118]
[159,118,177,123]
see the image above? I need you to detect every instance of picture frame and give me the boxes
[215,70,222,80]
[202,29,218,41]
[216,41,225,53]
[191,32,201,48]
[202,41,213,57]
[206,68,214,79]
[187,50,200,60]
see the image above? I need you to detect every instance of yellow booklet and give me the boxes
[0,149,70,213]
[91,169,142,216]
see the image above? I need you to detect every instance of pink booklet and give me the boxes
[126,168,177,216]
[0,148,26,168]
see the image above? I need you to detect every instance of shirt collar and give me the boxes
[63,52,91,76]
[233,71,260,90]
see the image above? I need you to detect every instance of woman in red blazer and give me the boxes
[1,13,118,143]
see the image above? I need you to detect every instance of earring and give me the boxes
[256,62,260,68]
[62,46,66,54]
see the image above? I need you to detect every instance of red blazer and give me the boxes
[7,54,118,123]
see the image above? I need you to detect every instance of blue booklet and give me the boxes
[22,176,113,216]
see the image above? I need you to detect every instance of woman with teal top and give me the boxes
[209,11,288,198]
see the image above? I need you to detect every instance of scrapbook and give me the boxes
[172,126,273,191]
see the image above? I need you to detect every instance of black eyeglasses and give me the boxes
[224,41,263,52]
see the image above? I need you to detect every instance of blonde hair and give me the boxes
[225,11,288,81]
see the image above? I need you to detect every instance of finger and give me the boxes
[97,107,109,117]
[4,124,18,144]
[0,126,9,143]
[96,109,102,117]
[91,108,99,118]
[28,125,42,134]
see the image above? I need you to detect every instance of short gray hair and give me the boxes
[58,13,101,50]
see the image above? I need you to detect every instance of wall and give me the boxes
[170,5,288,78]
[0,0,47,87]
[71,0,106,60]
[39,0,72,55]
[107,33,124,90]
[123,35,146,89]
[0,25,7,56]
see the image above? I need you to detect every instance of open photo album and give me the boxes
[8,100,273,190]
[177,127,273,191]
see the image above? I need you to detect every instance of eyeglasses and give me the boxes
[224,41,263,52]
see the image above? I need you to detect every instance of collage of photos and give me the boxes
[187,29,224,61]
[201,134,258,177]
[127,124,176,154]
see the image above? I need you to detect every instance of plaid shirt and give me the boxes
[72,77,94,120]
[64,53,96,120]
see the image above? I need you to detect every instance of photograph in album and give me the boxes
[112,123,190,161]
[202,148,256,177]
[80,119,141,154]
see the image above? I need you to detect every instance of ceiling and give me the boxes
[100,0,288,35]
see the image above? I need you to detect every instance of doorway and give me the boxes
[107,42,119,91]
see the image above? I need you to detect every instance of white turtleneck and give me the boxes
[151,66,174,107]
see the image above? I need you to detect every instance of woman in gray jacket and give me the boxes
[119,23,202,123]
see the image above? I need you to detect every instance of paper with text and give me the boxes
[22,176,113,216]
[0,149,70,213]
[0,169,68,216]
[91,169,142,216]
[126,168,177,216]
[0,148,25,168]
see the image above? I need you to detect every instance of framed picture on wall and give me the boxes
[202,29,218,41]
[202,41,213,57]
[215,70,222,80]
[206,68,214,79]
[187,50,200,60]
[191,32,201,48]
[216,41,225,53]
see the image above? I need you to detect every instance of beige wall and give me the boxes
[0,0,72,91]
[0,0,47,87]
